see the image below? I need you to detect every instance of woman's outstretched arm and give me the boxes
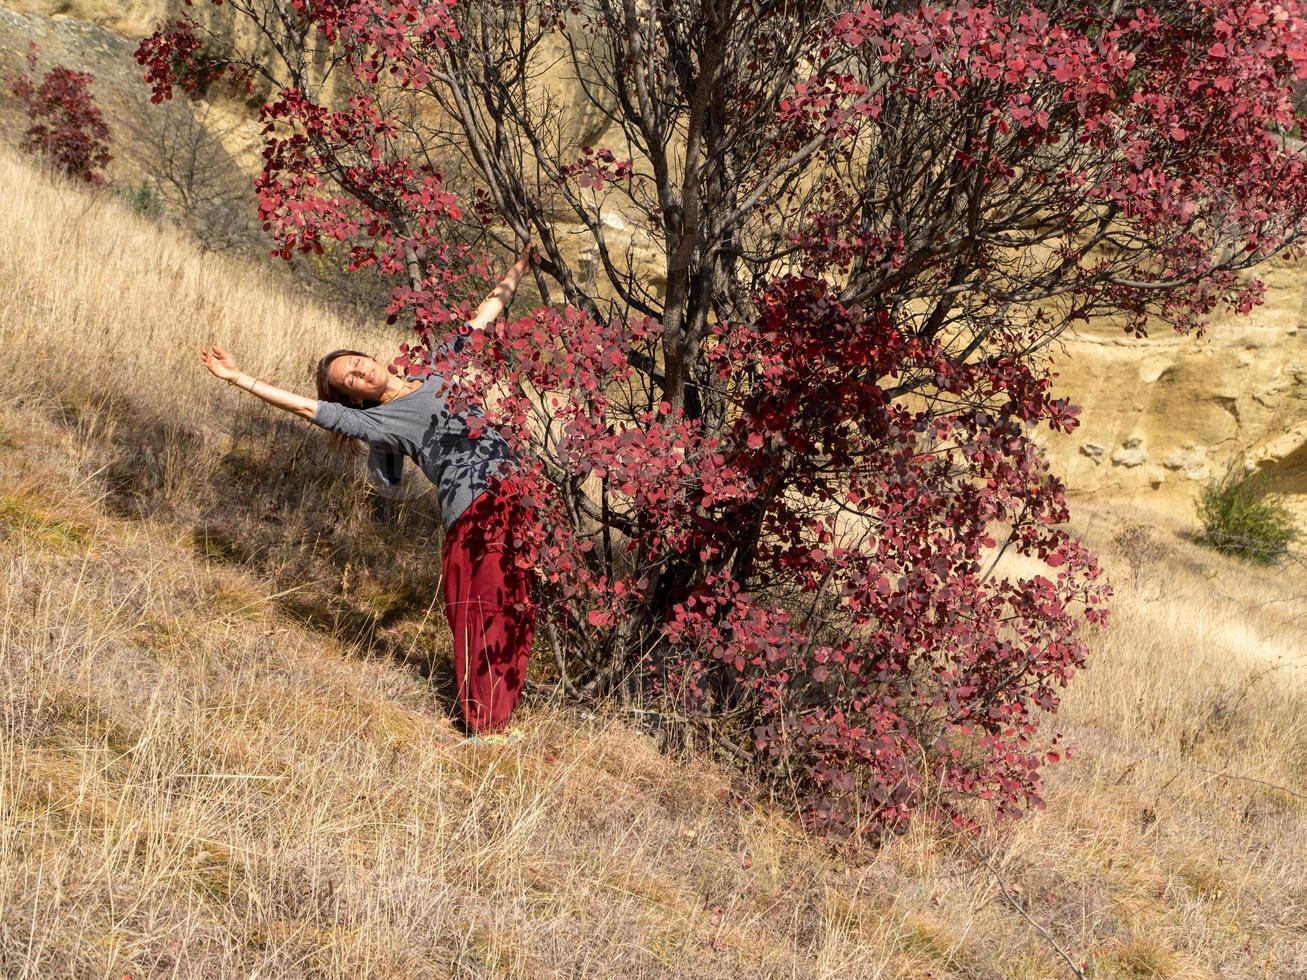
[200,345,317,420]
[466,243,539,334]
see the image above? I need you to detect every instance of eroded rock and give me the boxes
[1112,438,1150,468]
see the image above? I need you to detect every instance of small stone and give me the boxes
[1080,442,1105,460]
[1161,446,1201,469]
[1112,442,1150,467]
[1161,445,1208,480]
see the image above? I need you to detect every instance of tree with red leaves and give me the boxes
[9,43,112,185]
[139,0,1307,841]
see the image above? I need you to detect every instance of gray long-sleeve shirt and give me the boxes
[309,335,517,531]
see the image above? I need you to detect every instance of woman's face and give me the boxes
[327,353,388,405]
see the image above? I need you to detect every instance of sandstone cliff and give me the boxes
[1047,257,1307,519]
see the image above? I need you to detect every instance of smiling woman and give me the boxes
[313,350,422,450]
[318,351,417,409]
[197,245,541,736]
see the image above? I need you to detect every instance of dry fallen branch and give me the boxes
[1193,765,1307,802]
[964,837,1086,980]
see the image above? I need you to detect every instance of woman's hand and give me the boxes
[200,344,241,383]
[518,241,540,269]
[198,346,316,418]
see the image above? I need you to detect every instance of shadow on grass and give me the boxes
[47,389,466,721]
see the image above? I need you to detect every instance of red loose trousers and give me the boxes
[440,478,536,733]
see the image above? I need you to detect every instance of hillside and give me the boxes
[2,128,1307,979]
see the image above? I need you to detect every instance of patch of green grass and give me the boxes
[449,927,510,977]
[0,494,92,550]
[1196,463,1300,565]
[1176,857,1224,902]
[353,576,414,621]
[648,933,686,966]
[114,180,165,219]
[1105,935,1180,978]
[208,583,275,623]
[191,525,243,564]
[901,912,956,964]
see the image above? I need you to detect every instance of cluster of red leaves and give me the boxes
[424,309,758,638]
[647,276,1101,834]
[559,146,634,191]
[413,270,1102,837]
[818,0,1307,336]
[8,44,111,185]
[134,0,1307,841]
[288,0,458,87]
[137,18,204,104]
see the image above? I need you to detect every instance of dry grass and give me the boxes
[0,145,468,679]
[2,148,1306,978]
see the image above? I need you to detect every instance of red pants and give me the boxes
[441,482,535,733]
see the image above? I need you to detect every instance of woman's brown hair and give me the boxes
[314,348,377,456]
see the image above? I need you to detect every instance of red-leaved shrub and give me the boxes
[138,0,1307,841]
[9,44,111,185]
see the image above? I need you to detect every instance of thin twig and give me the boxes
[1193,766,1307,802]
[546,620,582,699]
[616,705,755,762]
[964,837,1086,980]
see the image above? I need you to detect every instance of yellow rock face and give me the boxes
[1045,255,1307,518]
[7,0,166,38]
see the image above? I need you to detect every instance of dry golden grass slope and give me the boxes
[2,147,1306,978]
